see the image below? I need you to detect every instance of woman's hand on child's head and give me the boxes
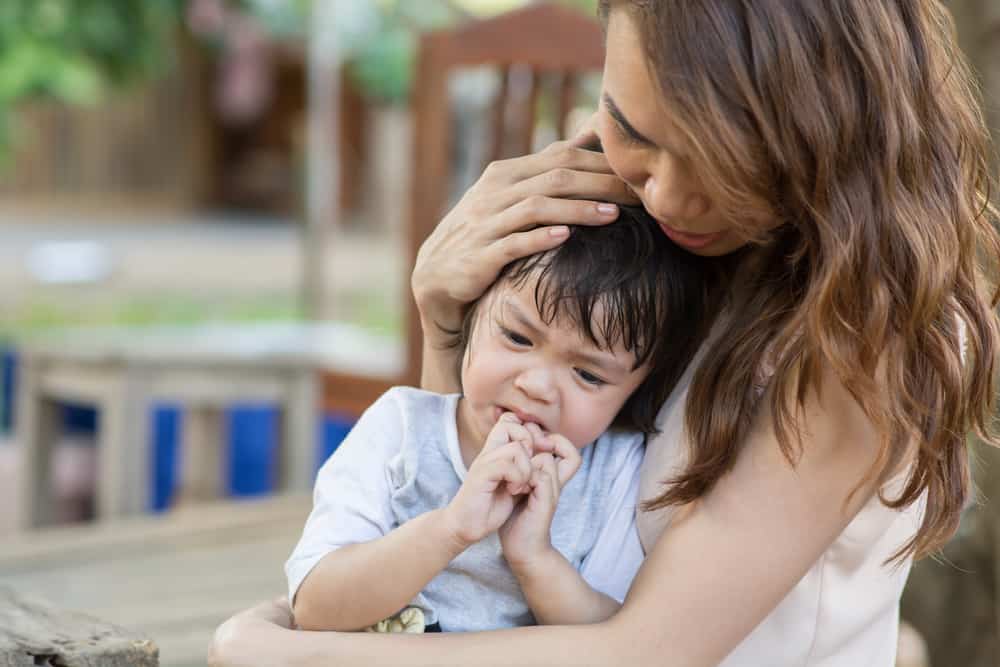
[411,137,638,338]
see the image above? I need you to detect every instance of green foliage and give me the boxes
[0,0,182,159]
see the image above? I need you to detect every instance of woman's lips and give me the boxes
[656,221,727,249]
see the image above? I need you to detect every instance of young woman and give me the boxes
[210,1,1000,665]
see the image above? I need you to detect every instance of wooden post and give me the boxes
[302,0,342,321]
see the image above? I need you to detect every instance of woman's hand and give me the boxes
[411,134,638,341]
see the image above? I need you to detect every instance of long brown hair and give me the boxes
[599,0,1000,560]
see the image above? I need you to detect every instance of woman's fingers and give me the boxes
[503,168,638,211]
[493,195,619,237]
[491,140,618,183]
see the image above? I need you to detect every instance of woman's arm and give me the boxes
[212,363,889,666]
[294,508,465,631]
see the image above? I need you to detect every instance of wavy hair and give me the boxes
[599,0,1000,560]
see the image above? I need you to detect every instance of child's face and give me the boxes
[460,277,650,449]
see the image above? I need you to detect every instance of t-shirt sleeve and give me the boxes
[284,389,404,605]
[578,435,646,604]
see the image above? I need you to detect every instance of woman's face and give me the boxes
[598,10,754,257]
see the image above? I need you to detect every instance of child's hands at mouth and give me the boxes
[443,412,547,547]
[499,430,581,571]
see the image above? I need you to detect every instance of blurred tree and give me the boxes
[901,5,1000,667]
[192,0,599,107]
[0,1,184,162]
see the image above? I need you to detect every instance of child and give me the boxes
[285,206,716,633]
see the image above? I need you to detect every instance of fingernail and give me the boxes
[548,225,569,237]
[597,203,618,216]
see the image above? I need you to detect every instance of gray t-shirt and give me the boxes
[285,386,645,632]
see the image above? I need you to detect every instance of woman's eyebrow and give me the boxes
[603,93,656,146]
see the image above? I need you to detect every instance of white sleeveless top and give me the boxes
[638,346,925,666]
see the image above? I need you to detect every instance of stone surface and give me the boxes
[0,587,158,667]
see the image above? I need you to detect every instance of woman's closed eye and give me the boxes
[575,367,607,387]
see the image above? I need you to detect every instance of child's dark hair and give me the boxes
[448,206,720,434]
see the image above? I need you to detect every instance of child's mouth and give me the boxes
[493,405,548,434]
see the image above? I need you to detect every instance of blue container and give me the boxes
[228,403,279,497]
[151,405,181,511]
[318,412,355,469]
[1,348,16,433]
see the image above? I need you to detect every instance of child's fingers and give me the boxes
[523,422,547,453]
[482,441,533,494]
[545,434,582,488]
[484,413,529,452]
[530,455,559,511]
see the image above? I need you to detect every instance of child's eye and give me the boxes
[501,327,531,346]
[575,368,607,387]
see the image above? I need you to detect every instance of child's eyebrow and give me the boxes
[503,299,546,340]
[572,348,629,377]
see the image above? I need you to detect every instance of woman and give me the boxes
[211,1,1000,664]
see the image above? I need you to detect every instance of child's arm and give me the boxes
[510,543,623,624]
[294,508,469,631]
[291,408,543,632]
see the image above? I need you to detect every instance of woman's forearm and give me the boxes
[418,314,461,393]
[293,509,467,631]
[275,621,632,667]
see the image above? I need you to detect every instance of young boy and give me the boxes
[285,207,715,633]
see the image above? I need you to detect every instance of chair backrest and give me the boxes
[322,4,604,417]
[404,2,605,384]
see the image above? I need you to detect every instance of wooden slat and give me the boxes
[518,67,543,157]
[431,4,604,70]
[557,71,578,139]
[489,65,511,163]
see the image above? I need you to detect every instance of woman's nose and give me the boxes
[643,175,711,222]
[513,367,557,404]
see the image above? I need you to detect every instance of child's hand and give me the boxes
[499,431,581,572]
[443,413,539,548]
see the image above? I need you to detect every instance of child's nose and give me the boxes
[514,367,557,404]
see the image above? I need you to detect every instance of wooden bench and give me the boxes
[0,494,311,667]
[0,588,158,667]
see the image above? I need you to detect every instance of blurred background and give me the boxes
[0,1,995,666]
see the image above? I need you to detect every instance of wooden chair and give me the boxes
[321,3,606,418]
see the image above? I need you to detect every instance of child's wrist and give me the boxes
[434,507,476,555]
[505,545,561,579]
